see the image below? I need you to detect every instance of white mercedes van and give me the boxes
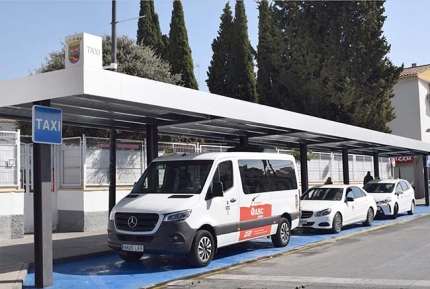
[107,150,300,267]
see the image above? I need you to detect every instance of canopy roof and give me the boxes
[1,65,429,157]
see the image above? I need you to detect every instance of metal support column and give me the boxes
[300,143,308,193]
[33,100,52,287]
[423,154,429,206]
[108,128,117,214]
[239,136,248,147]
[146,124,158,166]
[373,152,380,179]
[342,148,349,185]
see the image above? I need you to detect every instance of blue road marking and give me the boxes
[24,206,430,289]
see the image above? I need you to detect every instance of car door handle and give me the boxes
[230,198,236,203]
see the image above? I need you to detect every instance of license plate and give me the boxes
[300,220,308,225]
[122,244,144,252]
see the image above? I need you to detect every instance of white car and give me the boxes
[299,185,377,233]
[363,179,415,219]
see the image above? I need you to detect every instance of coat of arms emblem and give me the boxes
[67,37,82,64]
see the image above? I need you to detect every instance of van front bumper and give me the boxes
[107,220,196,255]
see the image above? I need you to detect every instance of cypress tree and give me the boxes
[206,2,233,96]
[137,0,164,57]
[256,0,280,107]
[168,0,198,90]
[229,0,257,102]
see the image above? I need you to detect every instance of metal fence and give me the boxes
[0,131,20,188]
[56,136,393,188]
[84,137,145,186]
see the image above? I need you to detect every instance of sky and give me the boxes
[1,0,429,92]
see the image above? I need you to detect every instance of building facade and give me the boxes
[389,64,430,198]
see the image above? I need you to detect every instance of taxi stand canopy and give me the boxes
[1,65,430,287]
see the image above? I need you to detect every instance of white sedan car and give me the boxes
[363,179,415,219]
[300,185,377,233]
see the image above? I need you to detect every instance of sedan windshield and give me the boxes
[131,160,213,194]
[301,188,344,201]
[364,183,395,193]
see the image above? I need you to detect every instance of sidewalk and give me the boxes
[0,231,111,289]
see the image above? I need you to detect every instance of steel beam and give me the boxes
[342,148,349,184]
[300,143,309,193]
[373,152,380,179]
[33,100,53,287]
[423,155,429,206]
[108,128,117,214]
[146,123,158,165]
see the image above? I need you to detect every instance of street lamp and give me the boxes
[108,0,145,71]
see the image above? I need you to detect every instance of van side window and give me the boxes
[238,159,297,194]
[212,161,233,192]
[266,160,298,190]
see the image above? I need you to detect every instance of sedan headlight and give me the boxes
[377,197,392,204]
[315,208,331,217]
[164,210,192,222]
[109,208,116,221]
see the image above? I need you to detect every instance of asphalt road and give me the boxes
[163,215,430,289]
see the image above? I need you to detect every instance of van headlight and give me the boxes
[109,209,116,221]
[315,208,331,217]
[164,210,192,222]
[378,197,392,204]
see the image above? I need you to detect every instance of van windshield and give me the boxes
[131,160,213,194]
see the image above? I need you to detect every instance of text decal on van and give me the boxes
[240,204,272,221]
[239,225,272,241]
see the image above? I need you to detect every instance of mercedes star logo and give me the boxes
[128,216,137,228]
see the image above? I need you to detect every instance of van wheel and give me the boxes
[390,203,399,219]
[119,251,143,262]
[408,201,415,215]
[187,230,215,267]
[362,208,374,226]
[271,218,290,247]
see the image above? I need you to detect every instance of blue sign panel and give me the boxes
[32,105,62,145]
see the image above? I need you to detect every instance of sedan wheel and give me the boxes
[408,201,415,215]
[390,203,399,219]
[331,213,342,234]
[362,208,374,226]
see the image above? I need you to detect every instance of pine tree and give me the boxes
[206,2,233,96]
[270,1,401,132]
[137,0,164,57]
[228,0,257,102]
[168,0,198,90]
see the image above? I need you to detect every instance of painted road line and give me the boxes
[204,274,430,287]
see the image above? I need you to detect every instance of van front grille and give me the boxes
[115,213,159,232]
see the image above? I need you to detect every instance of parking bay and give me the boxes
[24,206,430,289]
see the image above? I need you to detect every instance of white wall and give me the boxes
[83,189,130,212]
[0,192,23,216]
[419,79,430,142]
[389,78,422,140]
[0,122,16,131]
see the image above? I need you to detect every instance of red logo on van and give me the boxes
[240,204,272,221]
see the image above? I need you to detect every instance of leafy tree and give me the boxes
[19,35,182,137]
[206,2,234,96]
[136,0,165,57]
[167,0,198,90]
[228,0,257,102]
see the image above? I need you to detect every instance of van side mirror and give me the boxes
[213,181,224,197]
[395,191,403,195]
[346,197,354,202]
